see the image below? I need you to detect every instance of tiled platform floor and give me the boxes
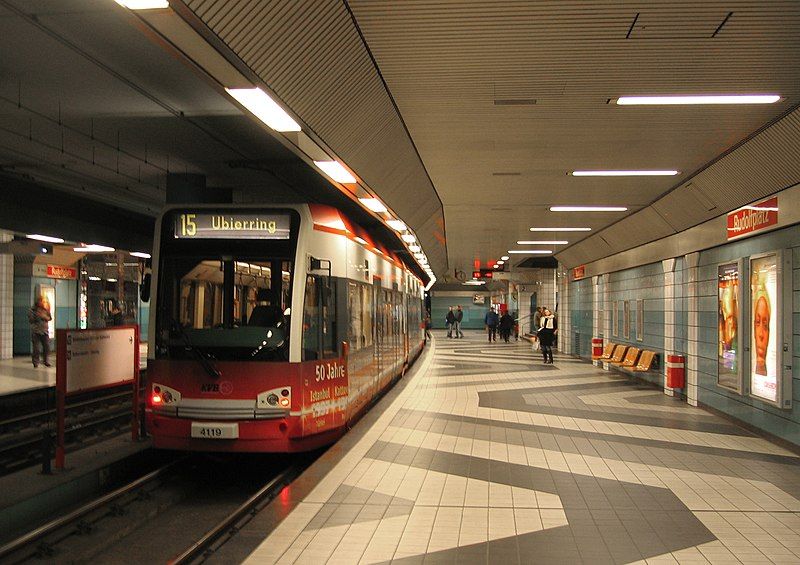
[243,332,800,564]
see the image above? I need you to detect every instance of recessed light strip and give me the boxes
[571,170,678,176]
[27,234,64,243]
[617,94,780,105]
[529,227,591,232]
[517,240,568,245]
[508,250,552,254]
[313,160,357,183]
[550,206,627,212]
[225,87,301,132]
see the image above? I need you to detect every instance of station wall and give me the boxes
[563,221,800,448]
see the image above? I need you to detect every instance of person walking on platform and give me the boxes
[538,308,557,363]
[28,297,52,367]
[484,307,499,342]
[454,305,464,338]
[445,306,456,338]
[499,310,514,343]
[424,311,432,343]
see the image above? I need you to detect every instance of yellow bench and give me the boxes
[612,347,640,367]
[632,350,656,372]
[607,345,628,364]
[593,342,615,361]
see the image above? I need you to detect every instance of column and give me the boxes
[685,252,700,406]
[558,269,571,354]
[0,230,13,359]
[662,258,676,396]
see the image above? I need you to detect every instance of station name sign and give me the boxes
[174,212,290,240]
[572,265,586,280]
[727,197,778,240]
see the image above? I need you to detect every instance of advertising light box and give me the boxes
[717,262,741,391]
[749,253,779,403]
[174,212,291,240]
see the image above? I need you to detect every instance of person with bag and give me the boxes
[445,306,456,338]
[538,308,557,364]
[28,297,52,367]
[484,307,499,343]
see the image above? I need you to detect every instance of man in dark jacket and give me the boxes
[28,297,52,367]
[484,308,499,342]
[499,310,514,343]
[454,305,464,338]
[445,306,456,338]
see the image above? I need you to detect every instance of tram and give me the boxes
[144,204,425,452]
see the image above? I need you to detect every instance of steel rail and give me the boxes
[0,457,186,560]
[170,464,302,565]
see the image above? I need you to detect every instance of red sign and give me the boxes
[573,265,586,280]
[727,197,778,240]
[47,265,77,280]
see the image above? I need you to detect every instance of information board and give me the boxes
[62,327,137,394]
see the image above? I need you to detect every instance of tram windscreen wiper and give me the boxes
[170,319,221,379]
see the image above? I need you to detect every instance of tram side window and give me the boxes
[302,275,338,360]
[347,281,373,351]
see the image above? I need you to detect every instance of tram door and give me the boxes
[373,280,385,384]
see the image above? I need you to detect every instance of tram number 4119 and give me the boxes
[315,362,345,382]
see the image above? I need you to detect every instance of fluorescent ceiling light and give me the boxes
[571,170,678,176]
[424,279,436,292]
[414,253,425,259]
[408,244,421,253]
[114,0,169,8]
[493,265,499,269]
[27,234,64,243]
[358,198,387,213]
[107,278,118,283]
[75,244,115,253]
[463,280,485,286]
[508,250,552,254]
[354,236,367,245]
[386,219,406,231]
[617,94,780,105]
[500,255,509,260]
[497,260,504,264]
[130,252,151,259]
[401,234,416,243]
[225,87,301,132]
[529,227,591,232]
[517,240,568,245]
[550,206,627,212]
[88,276,101,281]
[313,160,357,183]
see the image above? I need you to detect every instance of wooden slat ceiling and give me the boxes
[346,0,800,272]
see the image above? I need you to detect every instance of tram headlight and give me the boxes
[267,394,279,406]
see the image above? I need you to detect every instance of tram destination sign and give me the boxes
[174,212,291,240]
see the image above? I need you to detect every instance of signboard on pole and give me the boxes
[55,326,140,469]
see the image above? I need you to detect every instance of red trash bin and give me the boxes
[666,354,685,388]
[591,338,603,358]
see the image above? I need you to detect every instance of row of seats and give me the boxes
[592,342,657,373]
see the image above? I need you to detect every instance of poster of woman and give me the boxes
[750,253,778,402]
[717,263,739,389]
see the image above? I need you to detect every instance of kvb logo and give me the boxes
[200,381,234,395]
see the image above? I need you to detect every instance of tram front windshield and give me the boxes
[156,257,293,362]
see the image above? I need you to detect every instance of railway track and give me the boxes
[0,453,310,564]
[0,386,139,476]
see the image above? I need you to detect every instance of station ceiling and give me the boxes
[0,1,798,282]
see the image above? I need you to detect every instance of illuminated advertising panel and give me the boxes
[750,253,778,402]
[173,212,291,239]
[717,262,740,390]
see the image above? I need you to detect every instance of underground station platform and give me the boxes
[208,332,800,565]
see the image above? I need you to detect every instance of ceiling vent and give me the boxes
[491,172,522,177]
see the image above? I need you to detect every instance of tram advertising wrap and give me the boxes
[750,253,778,402]
[145,204,426,453]
[717,262,740,390]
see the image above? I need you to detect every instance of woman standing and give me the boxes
[538,308,557,364]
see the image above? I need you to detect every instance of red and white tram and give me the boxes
[145,204,425,452]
